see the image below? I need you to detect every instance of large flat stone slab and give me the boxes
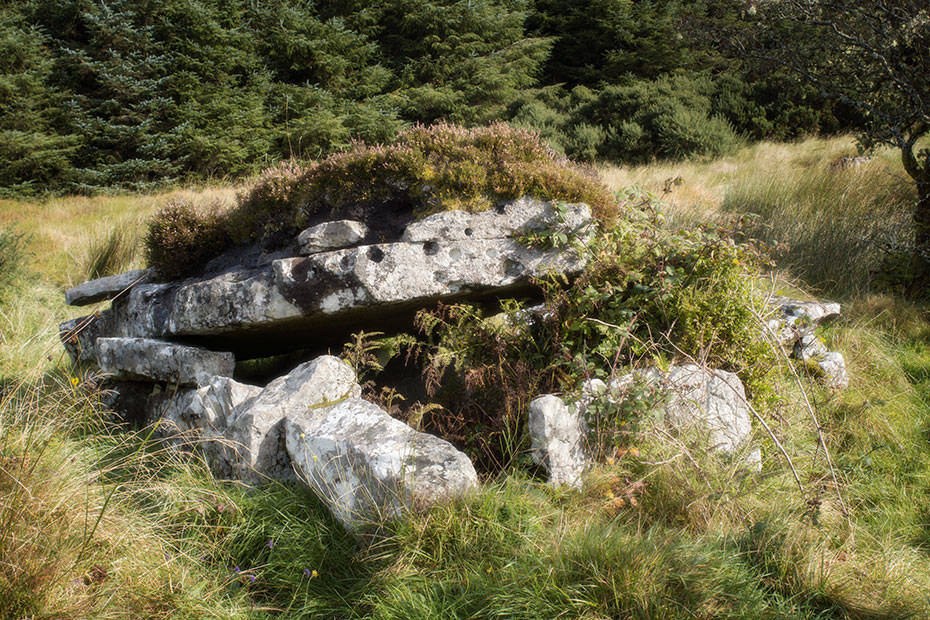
[402,198,591,242]
[96,337,235,386]
[65,269,152,306]
[60,198,593,360]
[285,397,478,531]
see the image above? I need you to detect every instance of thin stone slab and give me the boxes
[96,337,235,386]
[285,397,478,531]
[65,269,152,306]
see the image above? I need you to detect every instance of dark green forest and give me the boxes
[0,0,860,195]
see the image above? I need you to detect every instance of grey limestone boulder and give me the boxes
[216,356,361,484]
[766,296,841,348]
[814,352,849,391]
[285,397,477,531]
[646,365,752,453]
[96,337,235,386]
[60,312,116,363]
[150,376,261,453]
[765,296,848,391]
[298,220,368,254]
[527,394,587,489]
[65,269,152,306]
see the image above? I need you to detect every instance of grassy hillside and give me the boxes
[2,138,930,618]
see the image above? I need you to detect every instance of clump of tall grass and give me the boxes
[79,224,141,282]
[721,160,913,298]
[0,367,260,619]
[0,227,27,300]
[600,137,916,299]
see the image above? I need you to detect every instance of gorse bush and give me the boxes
[146,123,618,277]
[400,188,775,471]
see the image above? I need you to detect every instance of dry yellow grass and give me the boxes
[599,136,907,228]
[600,137,917,297]
[0,185,240,287]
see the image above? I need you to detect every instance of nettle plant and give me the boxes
[391,188,776,472]
[144,123,617,278]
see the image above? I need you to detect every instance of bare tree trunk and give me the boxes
[910,182,930,293]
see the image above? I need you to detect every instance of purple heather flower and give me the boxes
[303,568,311,577]
[234,565,240,573]
[268,539,274,549]
[249,574,256,583]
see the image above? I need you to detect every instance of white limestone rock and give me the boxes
[217,356,360,484]
[815,351,849,391]
[149,376,261,472]
[65,269,152,306]
[274,236,586,314]
[150,376,260,444]
[285,397,477,531]
[298,220,368,255]
[604,365,753,455]
[96,337,235,386]
[766,295,841,347]
[527,394,587,489]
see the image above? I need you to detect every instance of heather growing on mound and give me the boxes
[144,123,618,278]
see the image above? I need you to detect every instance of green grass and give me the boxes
[2,136,930,618]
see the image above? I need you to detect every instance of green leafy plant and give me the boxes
[402,187,775,472]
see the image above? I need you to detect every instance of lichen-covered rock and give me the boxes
[216,356,360,484]
[402,198,591,242]
[604,365,752,455]
[96,337,235,386]
[61,198,591,360]
[766,296,841,347]
[275,235,586,313]
[285,397,477,531]
[60,312,117,363]
[65,269,152,306]
[150,376,261,452]
[298,220,367,255]
[765,296,848,391]
[794,332,829,360]
[815,351,849,391]
[527,394,587,489]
